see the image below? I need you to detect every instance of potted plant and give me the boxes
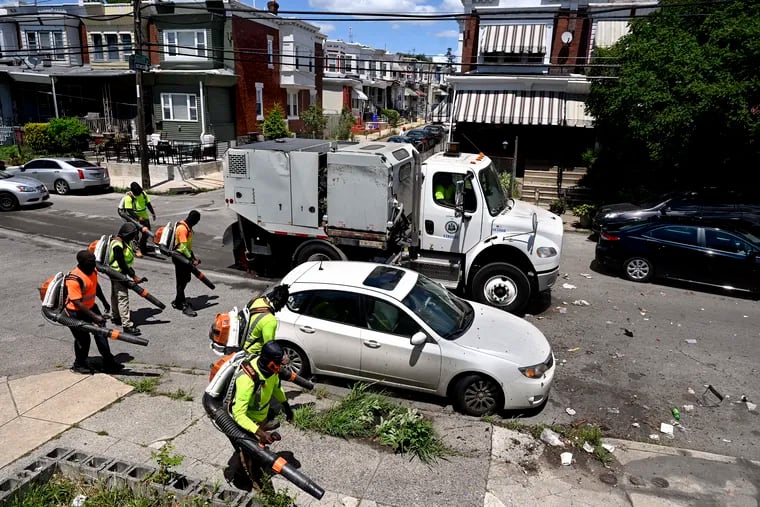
[572,203,597,228]
[549,198,567,216]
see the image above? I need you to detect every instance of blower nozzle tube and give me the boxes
[42,307,149,346]
[96,263,166,310]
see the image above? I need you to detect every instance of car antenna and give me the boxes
[318,259,323,270]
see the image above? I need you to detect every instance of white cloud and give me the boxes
[315,22,336,34]
[434,29,459,39]
[439,0,463,13]
[309,0,437,14]
[391,23,401,30]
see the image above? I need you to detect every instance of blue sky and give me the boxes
[259,0,463,59]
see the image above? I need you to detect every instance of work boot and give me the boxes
[71,363,94,375]
[123,326,141,336]
[112,318,122,326]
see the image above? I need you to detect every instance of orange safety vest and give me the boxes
[65,267,98,311]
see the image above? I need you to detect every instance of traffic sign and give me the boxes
[129,54,150,71]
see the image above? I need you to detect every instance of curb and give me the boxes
[605,438,760,467]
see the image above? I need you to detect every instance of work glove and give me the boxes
[282,402,294,423]
[102,303,111,314]
[192,258,201,266]
[255,428,274,445]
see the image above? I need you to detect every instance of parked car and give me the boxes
[387,135,423,150]
[593,190,760,233]
[404,129,435,151]
[0,170,49,211]
[422,124,445,143]
[6,158,110,195]
[595,220,760,295]
[275,260,555,416]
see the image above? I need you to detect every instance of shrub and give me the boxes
[335,107,356,140]
[381,108,400,129]
[47,118,90,154]
[300,104,328,139]
[262,103,290,140]
[572,203,597,219]
[24,123,50,153]
[549,198,567,215]
[498,171,521,199]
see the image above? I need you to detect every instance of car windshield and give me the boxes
[67,160,99,168]
[0,170,11,180]
[401,275,473,339]
[479,164,509,216]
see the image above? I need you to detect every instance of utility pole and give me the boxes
[133,0,151,189]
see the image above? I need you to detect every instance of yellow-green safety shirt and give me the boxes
[108,238,134,272]
[243,298,277,356]
[124,192,151,219]
[231,360,286,434]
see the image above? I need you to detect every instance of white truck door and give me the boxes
[252,150,292,224]
[289,151,320,228]
[421,170,483,254]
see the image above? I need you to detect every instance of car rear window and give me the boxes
[67,160,99,168]
[363,266,405,290]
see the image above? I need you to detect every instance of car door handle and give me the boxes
[363,340,381,349]
[299,326,315,334]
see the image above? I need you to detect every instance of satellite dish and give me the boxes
[24,56,41,69]
[561,31,573,45]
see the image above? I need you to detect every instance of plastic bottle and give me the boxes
[671,407,680,421]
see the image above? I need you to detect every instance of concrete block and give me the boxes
[193,481,248,507]
[57,450,91,477]
[124,464,158,495]
[19,458,57,485]
[77,454,112,481]
[164,474,200,502]
[100,459,134,489]
[0,475,27,505]
[44,447,74,462]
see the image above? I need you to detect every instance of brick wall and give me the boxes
[79,22,89,64]
[461,14,479,73]
[148,21,160,65]
[550,10,591,74]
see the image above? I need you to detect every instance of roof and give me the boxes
[237,138,332,152]
[284,261,419,301]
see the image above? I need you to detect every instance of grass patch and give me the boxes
[312,385,330,399]
[125,377,160,394]
[293,383,447,464]
[162,388,194,402]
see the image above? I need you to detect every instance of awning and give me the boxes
[352,88,368,100]
[7,71,52,84]
[404,88,417,97]
[454,90,563,125]
[565,97,595,128]
[435,89,449,96]
[479,24,546,54]
[415,89,425,97]
[431,101,450,121]
[593,20,630,49]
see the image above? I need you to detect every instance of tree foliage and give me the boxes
[381,108,401,128]
[300,104,328,138]
[262,103,290,140]
[24,118,90,154]
[584,0,760,200]
[335,107,356,140]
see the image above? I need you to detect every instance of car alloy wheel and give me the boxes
[455,374,502,416]
[281,343,310,378]
[624,257,653,283]
[0,192,19,212]
[54,179,70,195]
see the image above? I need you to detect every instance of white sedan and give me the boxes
[277,261,555,416]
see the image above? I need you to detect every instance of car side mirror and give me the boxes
[410,331,427,346]
[454,180,465,217]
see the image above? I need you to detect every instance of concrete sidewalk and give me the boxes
[2,368,758,506]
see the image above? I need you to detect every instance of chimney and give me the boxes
[267,0,279,14]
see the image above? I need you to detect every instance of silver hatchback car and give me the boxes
[7,158,110,195]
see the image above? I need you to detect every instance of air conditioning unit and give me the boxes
[42,59,52,67]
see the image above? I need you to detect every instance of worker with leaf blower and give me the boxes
[66,250,123,374]
[119,182,156,257]
[243,285,290,356]
[108,222,150,336]
[172,210,202,317]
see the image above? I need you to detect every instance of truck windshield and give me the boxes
[479,165,509,216]
[402,275,473,340]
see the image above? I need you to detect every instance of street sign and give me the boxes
[129,54,150,72]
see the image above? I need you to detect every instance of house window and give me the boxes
[26,31,65,61]
[120,34,133,61]
[92,33,104,61]
[267,36,273,67]
[287,92,298,118]
[255,82,264,120]
[92,32,133,62]
[164,30,207,59]
[161,93,198,121]
[328,57,336,72]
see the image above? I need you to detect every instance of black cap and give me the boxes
[257,340,285,374]
[118,222,138,241]
[266,284,290,312]
[130,182,143,195]
[186,210,201,227]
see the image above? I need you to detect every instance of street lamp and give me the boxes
[503,137,519,198]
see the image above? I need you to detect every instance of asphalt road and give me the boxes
[1,190,758,461]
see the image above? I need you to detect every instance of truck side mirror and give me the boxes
[454,179,465,217]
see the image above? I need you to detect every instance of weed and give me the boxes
[150,442,184,485]
[163,388,194,401]
[312,385,330,399]
[126,377,160,394]
[96,430,109,436]
[255,475,296,507]
[376,408,447,464]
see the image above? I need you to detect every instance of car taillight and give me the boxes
[600,232,620,241]
[104,168,109,177]
[77,169,84,180]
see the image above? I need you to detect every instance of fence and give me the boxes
[98,139,218,166]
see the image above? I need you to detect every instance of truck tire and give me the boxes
[293,242,344,265]
[471,262,530,315]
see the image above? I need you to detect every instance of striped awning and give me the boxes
[454,90,563,125]
[431,101,450,122]
[479,24,546,54]
[565,97,595,128]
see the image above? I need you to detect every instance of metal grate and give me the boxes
[227,153,248,177]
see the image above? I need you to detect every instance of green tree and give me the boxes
[335,107,356,140]
[584,0,760,200]
[262,103,290,140]
[47,118,90,154]
[300,104,328,138]
[381,109,401,129]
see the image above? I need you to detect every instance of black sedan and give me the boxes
[595,221,759,295]
[387,135,422,150]
[592,191,760,233]
[404,129,435,151]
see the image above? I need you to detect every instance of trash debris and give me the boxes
[565,408,577,416]
[606,320,613,325]
[582,442,595,453]
[607,407,620,414]
[622,328,634,337]
[560,452,573,466]
[649,434,660,441]
[639,307,647,316]
[557,306,568,314]
[631,422,640,428]
[722,439,732,443]
[671,408,680,421]
[701,384,724,407]
[685,339,698,344]
[747,402,757,412]
[687,387,695,395]
[72,495,87,507]
[562,283,576,289]
[572,299,590,306]
[567,347,581,353]
[579,273,593,279]
[682,404,694,412]
[660,423,674,436]
[540,428,564,447]
[602,443,615,453]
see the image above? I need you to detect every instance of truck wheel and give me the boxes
[471,262,530,315]
[294,242,343,265]
[453,374,503,416]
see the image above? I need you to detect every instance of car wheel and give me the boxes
[0,192,19,212]
[454,374,503,417]
[471,262,530,315]
[623,257,653,283]
[281,343,310,378]
[294,242,344,265]
[54,179,70,195]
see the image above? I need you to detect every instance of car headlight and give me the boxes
[519,353,553,379]
[16,185,36,192]
[536,246,557,258]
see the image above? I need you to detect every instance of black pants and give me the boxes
[137,218,151,253]
[172,256,193,307]
[67,307,115,367]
